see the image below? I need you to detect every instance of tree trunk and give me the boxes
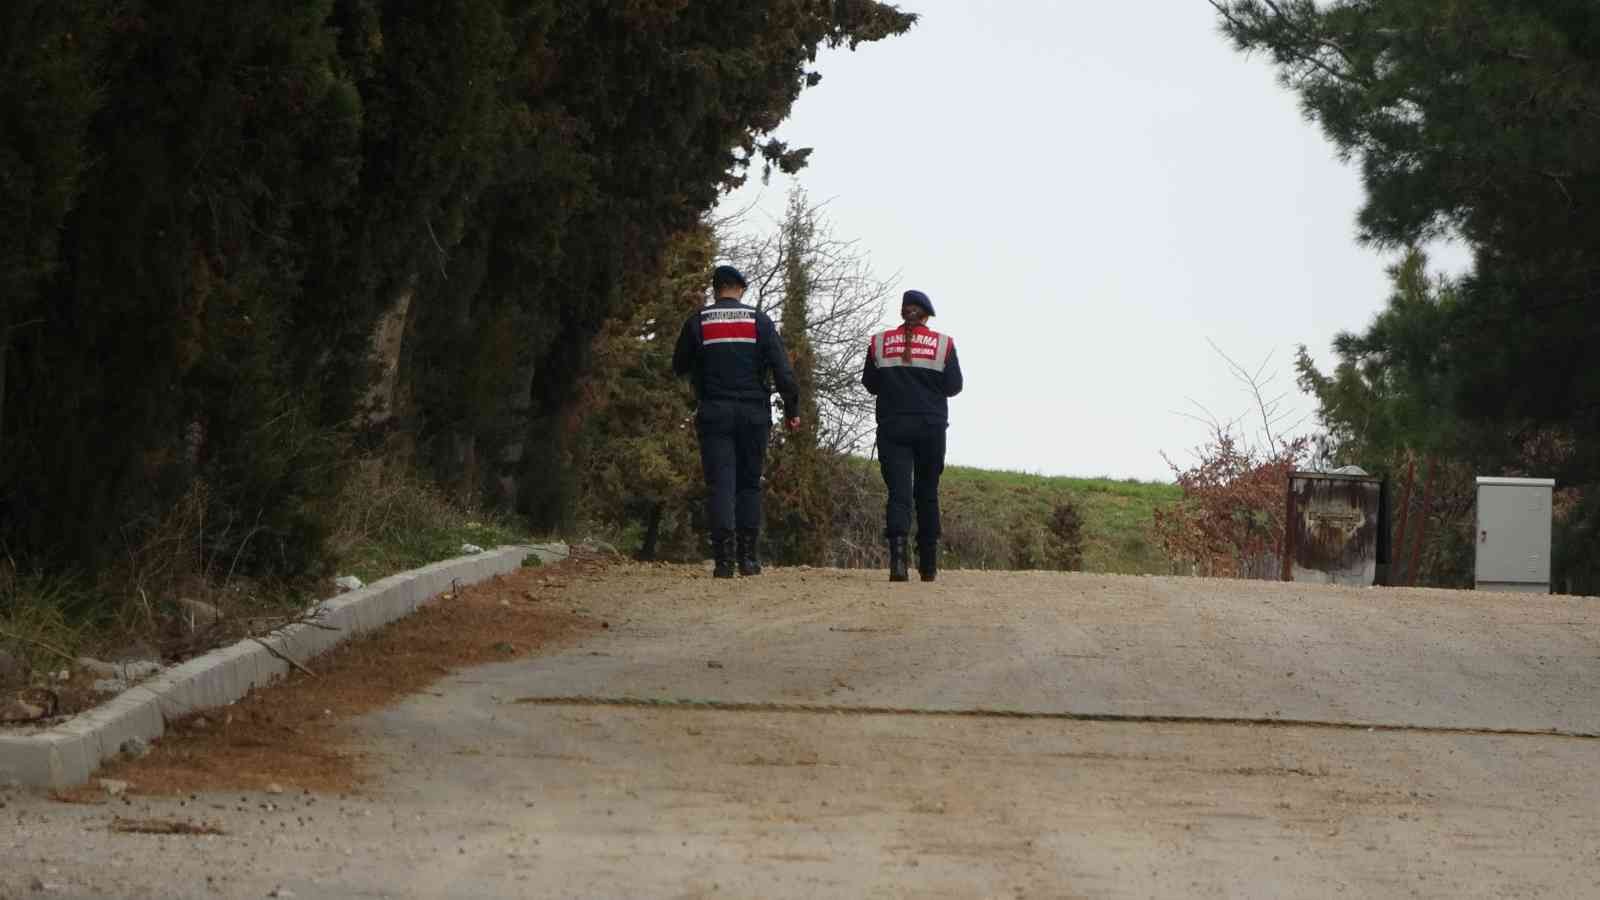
[518,320,593,533]
[366,279,415,432]
[452,432,479,507]
[0,313,9,460]
[1408,455,1437,587]
[1392,453,1416,584]
[494,364,537,512]
[637,501,663,562]
[0,311,31,464]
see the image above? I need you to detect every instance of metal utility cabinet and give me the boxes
[1283,470,1382,587]
[1474,477,1555,594]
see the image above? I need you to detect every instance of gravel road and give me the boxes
[4,566,1597,898]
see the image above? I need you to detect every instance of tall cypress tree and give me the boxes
[764,188,835,564]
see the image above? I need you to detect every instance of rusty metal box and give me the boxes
[1283,471,1382,586]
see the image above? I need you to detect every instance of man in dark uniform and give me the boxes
[862,289,963,582]
[673,265,801,578]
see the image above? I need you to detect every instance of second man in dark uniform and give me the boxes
[863,289,963,582]
[673,265,801,578]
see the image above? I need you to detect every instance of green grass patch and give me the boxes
[845,458,1181,574]
[0,572,100,673]
[940,466,1181,574]
[331,515,531,586]
[332,519,530,585]
[325,466,536,585]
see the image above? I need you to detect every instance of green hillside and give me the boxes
[940,466,1181,574]
[841,459,1181,575]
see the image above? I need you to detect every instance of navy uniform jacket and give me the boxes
[861,324,964,429]
[672,298,801,425]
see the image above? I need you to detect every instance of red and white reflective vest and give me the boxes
[870,325,954,372]
[862,324,964,427]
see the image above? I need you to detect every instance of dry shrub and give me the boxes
[1154,433,1308,579]
[325,459,468,558]
[1046,500,1085,571]
[1005,512,1048,570]
[94,479,321,661]
[0,563,84,679]
[938,510,1009,570]
[828,459,890,568]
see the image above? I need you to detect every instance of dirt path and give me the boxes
[3,566,1598,898]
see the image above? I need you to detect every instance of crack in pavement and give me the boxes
[513,695,1600,741]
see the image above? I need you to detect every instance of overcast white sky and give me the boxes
[716,1,1469,482]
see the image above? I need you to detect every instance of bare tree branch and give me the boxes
[715,189,892,454]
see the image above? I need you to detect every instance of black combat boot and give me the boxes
[712,532,737,579]
[888,535,910,582]
[737,529,762,576]
[917,541,938,582]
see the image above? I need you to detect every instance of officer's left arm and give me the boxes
[760,315,802,415]
[943,341,964,397]
[861,342,880,396]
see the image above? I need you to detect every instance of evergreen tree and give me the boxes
[0,1,918,592]
[764,189,834,564]
[1295,250,1502,586]
[572,226,710,562]
[1294,250,1471,470]
[1214,1,1600,478]
[1215,0,1600,587]
[0,0,106,458]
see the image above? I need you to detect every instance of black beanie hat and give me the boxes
[712,265,747,290]
[902,289,935,316]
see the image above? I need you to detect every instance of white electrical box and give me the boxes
[1474,477,1555,594]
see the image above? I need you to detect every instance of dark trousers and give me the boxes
[878,422,946,543]
[698,418,769,537]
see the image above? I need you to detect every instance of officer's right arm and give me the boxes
[671,312,699,378]
[861,341,880,396]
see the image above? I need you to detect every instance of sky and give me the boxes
[715,1,1470,482]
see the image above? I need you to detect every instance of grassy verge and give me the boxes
[578,458,1181,575]
[835,458,1179,574]
[324,464,535,586]
[938,465,1180,574]
[2,463,537,717]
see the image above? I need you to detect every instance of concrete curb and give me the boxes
[0,543,569,790]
